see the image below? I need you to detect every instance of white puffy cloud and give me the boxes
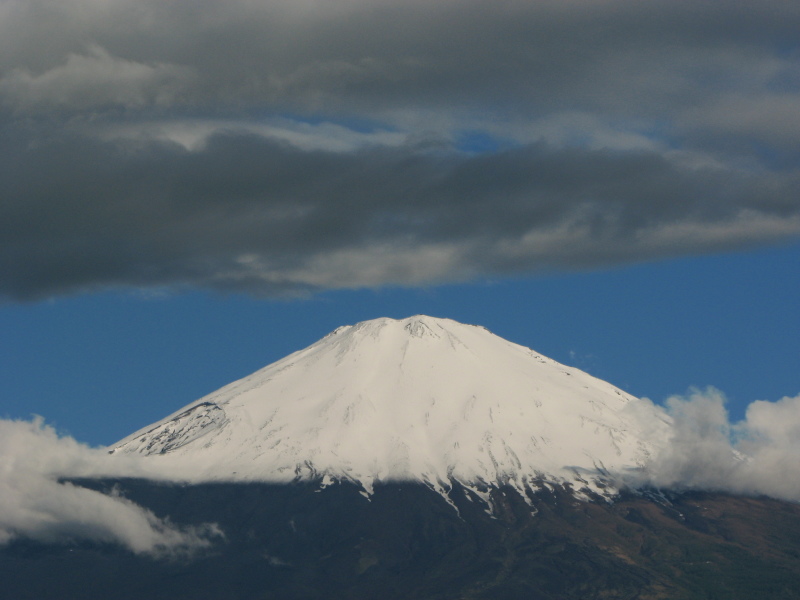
[636,389,800,502]
[0,417,220,555]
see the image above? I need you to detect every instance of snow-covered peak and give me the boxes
[111,316,671,500]
[325,315,470,344]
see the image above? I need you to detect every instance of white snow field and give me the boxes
[111,316,671,501]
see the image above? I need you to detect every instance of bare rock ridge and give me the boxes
[110,315,671,501]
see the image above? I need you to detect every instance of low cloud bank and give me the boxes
[4,390,800,554]
[634,389,800,502]
[0,418,220,556]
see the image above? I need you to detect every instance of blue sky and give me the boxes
[1,0,799,446]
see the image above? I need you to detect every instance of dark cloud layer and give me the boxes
[1,0,799,300]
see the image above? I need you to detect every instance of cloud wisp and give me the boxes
[0,418,220,555]
[1,0,799,300]
[634,389,800,503]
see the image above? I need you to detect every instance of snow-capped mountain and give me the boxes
[111,316,671,500]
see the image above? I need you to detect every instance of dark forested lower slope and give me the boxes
[3,479,800,600]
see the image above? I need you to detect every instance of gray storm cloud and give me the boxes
[0,418,220,555]
[1,0,799,300]
[633,390,800,502]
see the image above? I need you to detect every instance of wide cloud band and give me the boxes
[1,0,799,300]
[2,128,798,300]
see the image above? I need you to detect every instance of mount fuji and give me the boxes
[7,316,800,600]
[110,315,670,502]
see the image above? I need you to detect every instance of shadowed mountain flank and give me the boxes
[4,480,800,600]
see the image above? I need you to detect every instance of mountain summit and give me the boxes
[15,316,800,600]
[111,316,670,500]
[14,317,800,600]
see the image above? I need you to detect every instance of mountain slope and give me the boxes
[5,479,800,600]
[111,316,670,499]
[8,316,800,599]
